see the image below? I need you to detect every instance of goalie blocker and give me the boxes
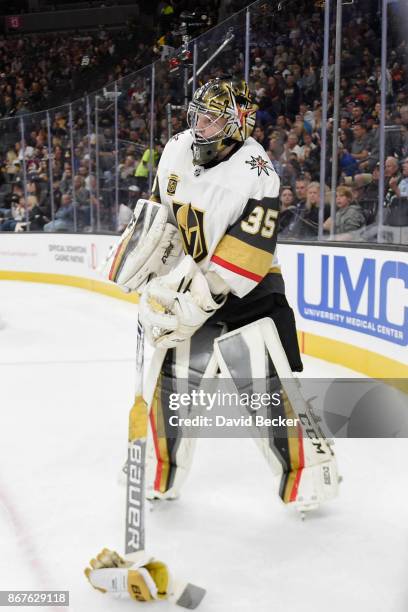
[100,199,183,292]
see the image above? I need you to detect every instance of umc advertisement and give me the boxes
[278,243,408,372]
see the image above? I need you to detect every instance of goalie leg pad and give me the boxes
[213,317,340,512]
[147,321,223,499]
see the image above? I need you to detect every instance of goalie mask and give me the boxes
[187,78,256,166]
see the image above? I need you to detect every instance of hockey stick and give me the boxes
[125,316,148,556]
[125,314,206,609]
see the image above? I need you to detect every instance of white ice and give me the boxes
[0,281,407,612]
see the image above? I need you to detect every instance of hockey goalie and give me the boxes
[85,77,340,605]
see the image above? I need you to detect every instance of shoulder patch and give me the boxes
[166,173,180,196]
[245,155,274,177]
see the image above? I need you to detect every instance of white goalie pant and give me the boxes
[144,318,339,511]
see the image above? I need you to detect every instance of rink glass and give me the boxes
[0,0,405,246]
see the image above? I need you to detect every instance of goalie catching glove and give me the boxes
[85,548,169,602]
[139,255,228,349]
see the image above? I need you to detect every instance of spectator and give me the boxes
[390,157,408,197]
[278,186,297,234]
[299,65,317,104]
[59,167,73,194]
[267,130,284,159]
[282,73,300,119]
[302,132,317,157]
[253,126,268,149]
[350,123,371,168]
[338,143,359,176]
[280,186,296,212]
[282,132,304,162]
[346,172,378,223]
[72,175,89,208]
[134,146,160,193]
[0,195,26,231]
[294,175,310,211]
[324,186,365,238]
[43,193,74,232]
[340,116,353,142]
[301,182,330,238]
[382,157,408,227]
[15,195,47,232]
[350,101,366,125]
[252,56,268,80]
[289,181,330,239]
[281,158,302,189]
[119,155,137,182]
[384,156,402,207]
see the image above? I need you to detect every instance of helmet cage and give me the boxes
[187,79,256,148]
[187,100,234,145]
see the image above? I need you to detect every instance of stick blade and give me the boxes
[171,582,206,609]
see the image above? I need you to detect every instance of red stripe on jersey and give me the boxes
[210,255,263,282]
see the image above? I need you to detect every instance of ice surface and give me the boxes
[0,281,407,612]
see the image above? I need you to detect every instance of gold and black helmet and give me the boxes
[187,77,256,165]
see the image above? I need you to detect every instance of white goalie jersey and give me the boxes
[151,130,282,298]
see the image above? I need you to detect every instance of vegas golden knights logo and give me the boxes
[166,174,179,196]
[172,201,208,263]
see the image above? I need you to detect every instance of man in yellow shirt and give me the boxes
[135,146,161,193]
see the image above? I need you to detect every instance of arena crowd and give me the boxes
[0,0,406,242]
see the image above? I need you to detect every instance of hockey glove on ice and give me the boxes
[85,548,169,602]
